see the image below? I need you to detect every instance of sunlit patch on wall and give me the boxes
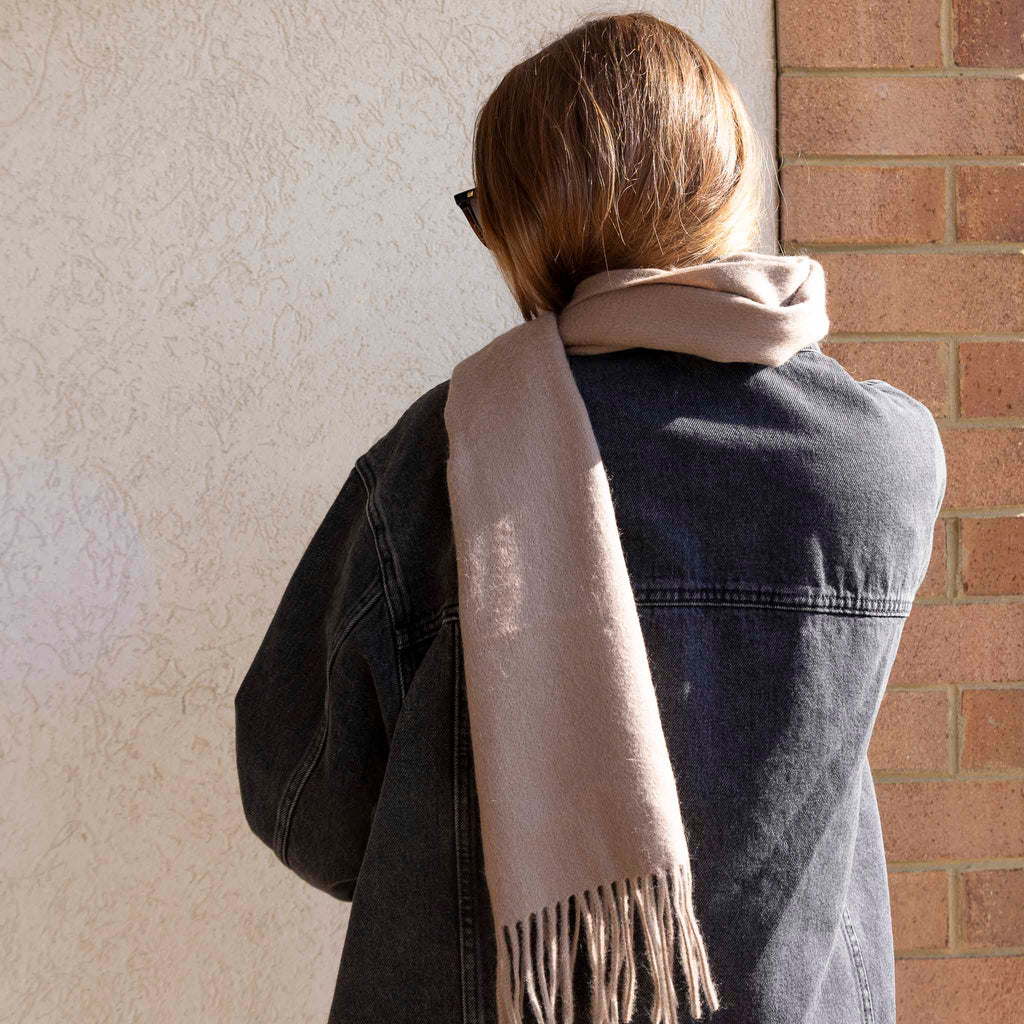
[1,455,156,702]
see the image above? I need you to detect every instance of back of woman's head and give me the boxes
[472,11,772,320]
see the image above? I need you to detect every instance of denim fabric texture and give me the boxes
[234,342,946,1023]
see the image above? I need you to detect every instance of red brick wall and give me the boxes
[776,1,1024,1018]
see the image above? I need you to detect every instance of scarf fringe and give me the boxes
[495,862,721,1024]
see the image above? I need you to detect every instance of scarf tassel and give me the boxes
[495,862,721,1024]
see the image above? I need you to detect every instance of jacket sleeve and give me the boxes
[233,455,400,902]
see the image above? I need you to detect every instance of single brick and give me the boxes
[940,427,1024,507]
[960,341,1024,418]
[877,779,1024,861]
[896,955,1024,1023]
[961,688,1024,772]
[779,75,1024,157]
[781,165,946,245]
[956,166,1024,243]
[888,869,949,950]
[820,339,948,417]
[816,252,1024,335]
[777,0,942,68]
[960,517,1024,595]
[892,602,1024,686]
[960,868,1024,947]
[870,689,950,775]
[954,0,1024,68]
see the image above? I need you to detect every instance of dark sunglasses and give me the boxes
[454,188,488,248]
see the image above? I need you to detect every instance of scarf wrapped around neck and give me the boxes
[443,250,830,1024]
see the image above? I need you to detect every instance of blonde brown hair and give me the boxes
[471,10,773,320]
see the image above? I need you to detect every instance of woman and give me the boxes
[234,12,945,1024]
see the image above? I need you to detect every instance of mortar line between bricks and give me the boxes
[940,415,1024,429]
[785,155,1024,167]
[789,240,1024,252]
[924,507,1024,519]
[874,771,1024,781]
[895,947,1024,959]
[885,682,1024,693]
[888,857,1024,870]
[779,66,1024,78]
[826,334,1024,343]
[944,164,957,244]
[940,417,1024,427]
[884,684,960,692]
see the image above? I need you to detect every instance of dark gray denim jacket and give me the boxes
[234,342,946,1024]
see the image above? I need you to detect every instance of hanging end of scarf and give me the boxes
[494,862,722,1024]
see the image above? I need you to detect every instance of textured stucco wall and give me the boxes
[0,2,777,1020]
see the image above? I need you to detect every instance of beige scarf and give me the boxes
[443,251,830,1024]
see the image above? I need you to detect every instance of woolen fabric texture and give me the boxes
[442,250,831,1024]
